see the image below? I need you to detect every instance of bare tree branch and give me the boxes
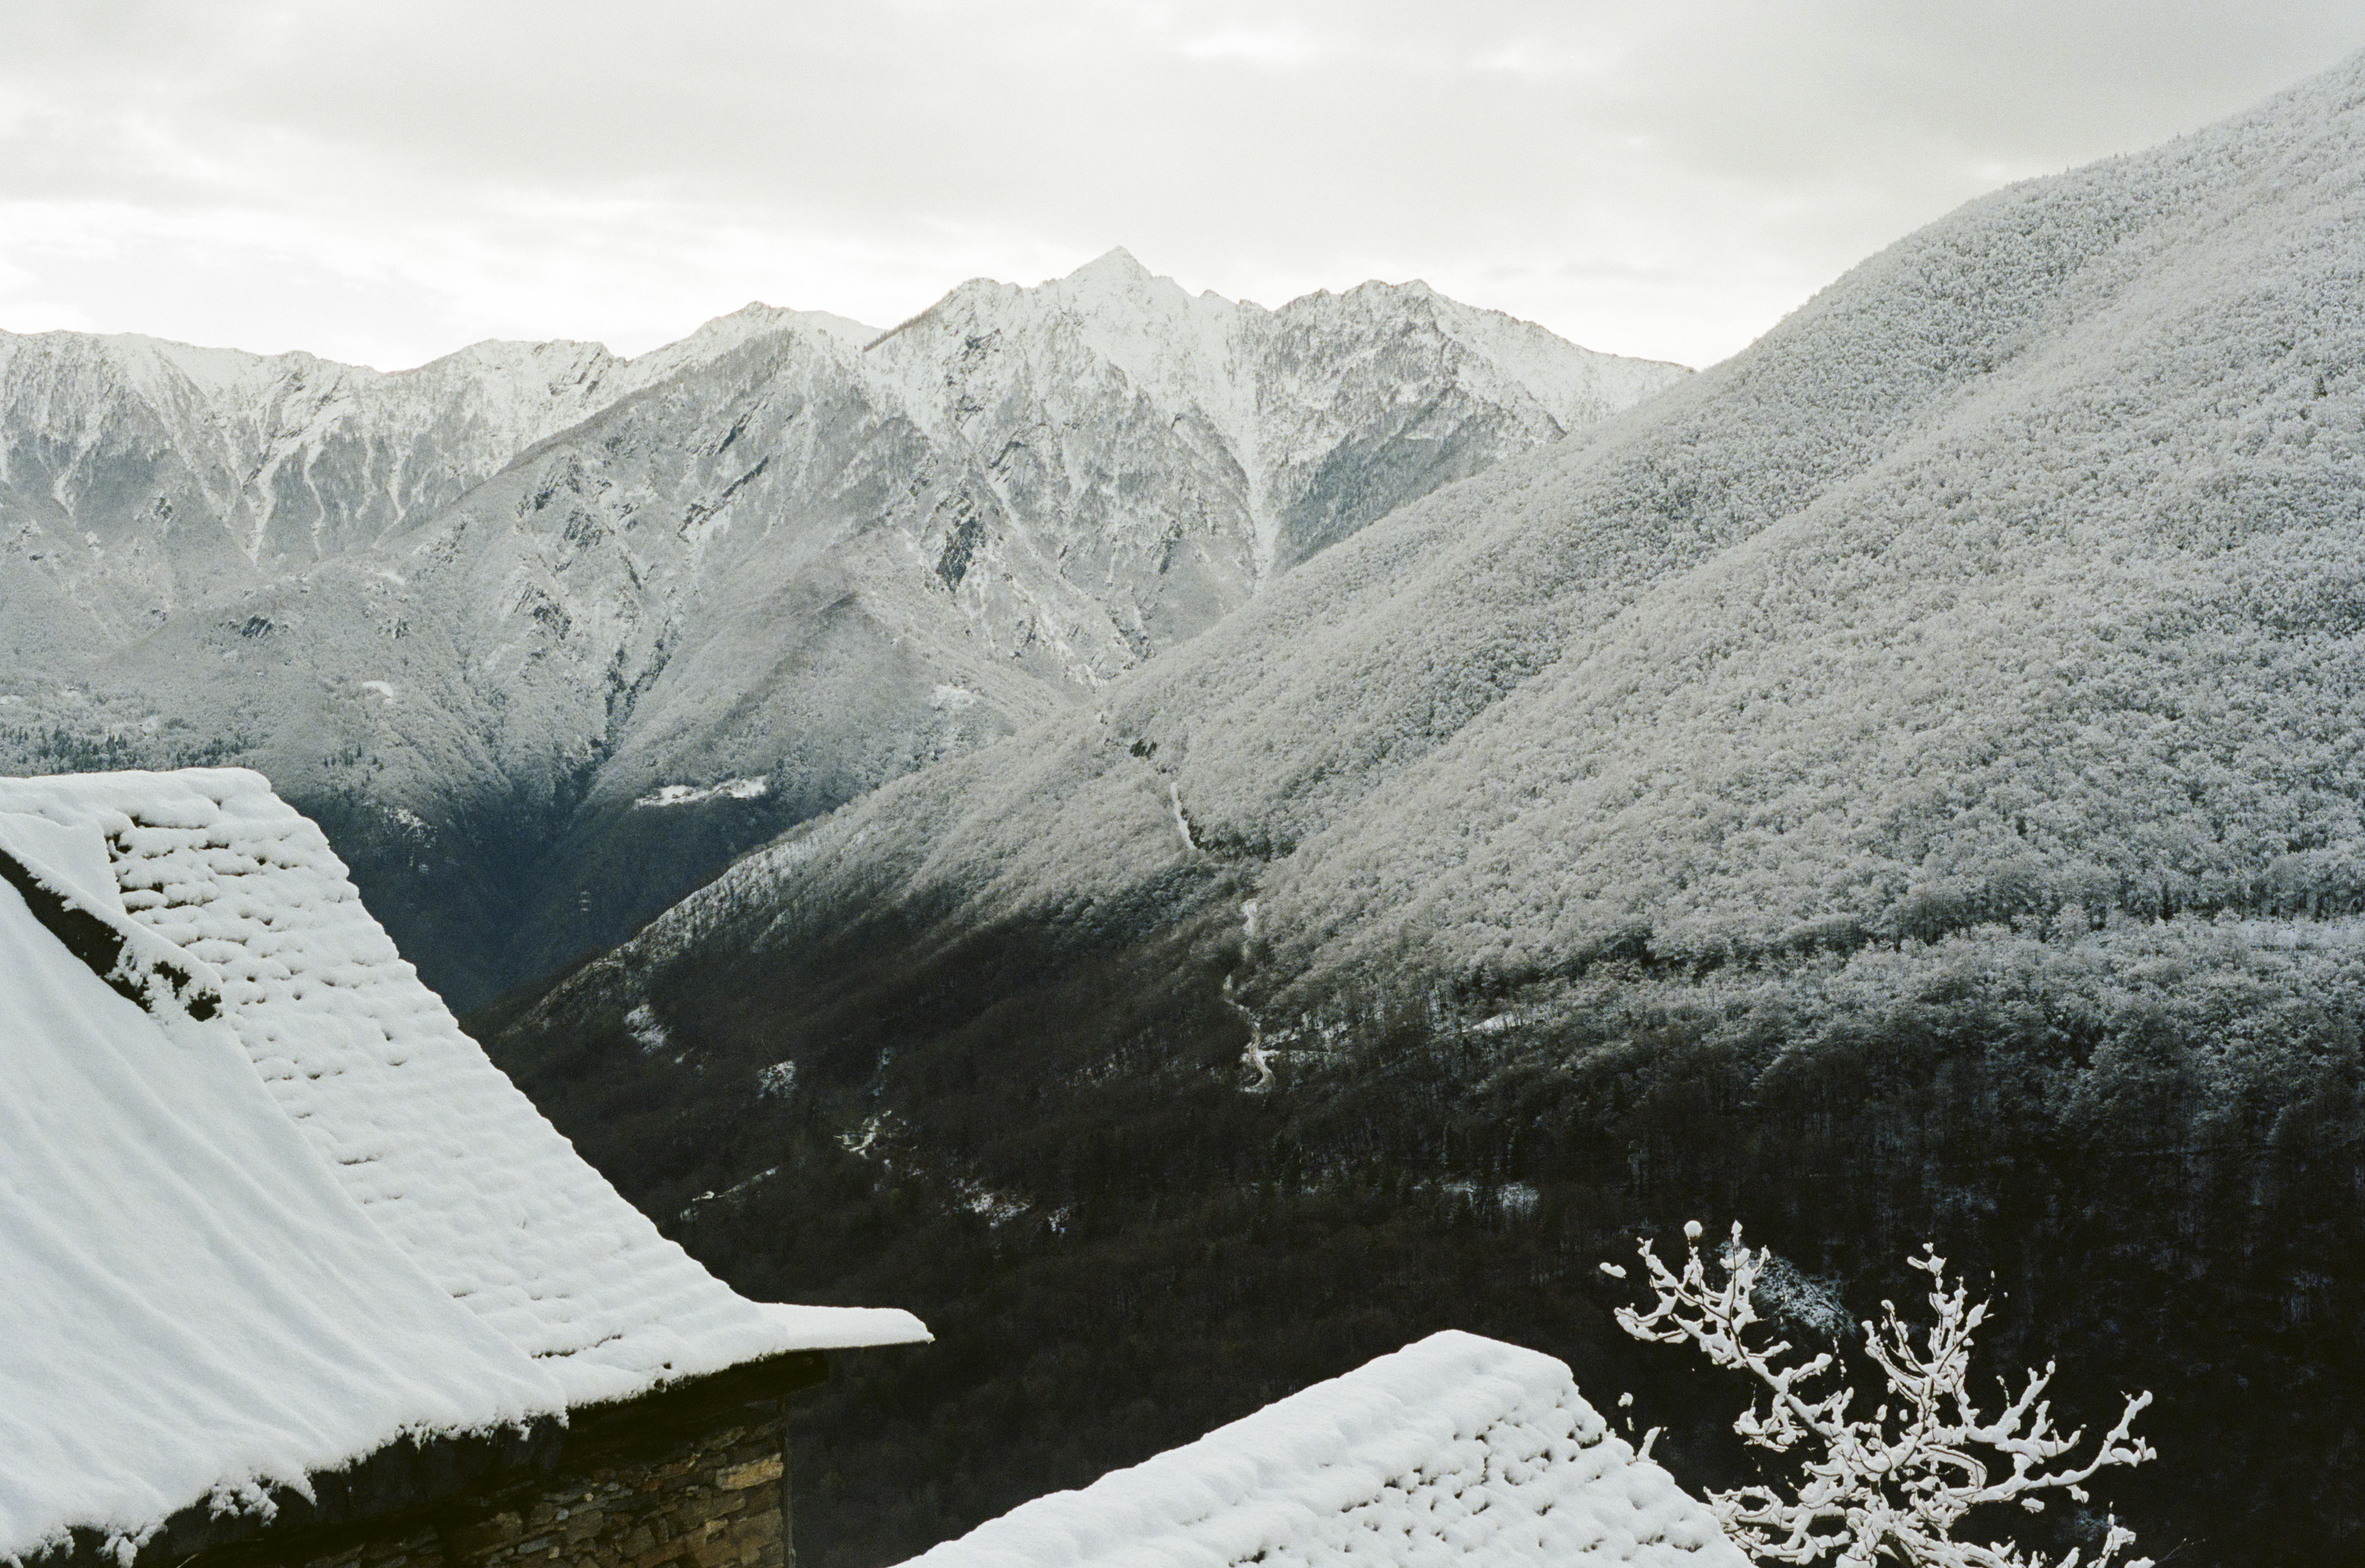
[1606,1221,2154,1568]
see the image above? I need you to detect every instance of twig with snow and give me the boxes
[1604,1221,2154,1568]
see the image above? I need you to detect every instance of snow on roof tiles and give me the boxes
[0,768,925,1557]
[895,1330,1746,1568]
[0,855,556,1564]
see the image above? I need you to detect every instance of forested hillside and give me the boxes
[0,261,1678,1004]
[483,51,2365,1568]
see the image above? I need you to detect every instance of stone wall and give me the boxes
[188,1356,823,1568]
[441,1412,788,1568]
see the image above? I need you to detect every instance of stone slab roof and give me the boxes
[0,769,926,1565]
[895,1329,1746,1568]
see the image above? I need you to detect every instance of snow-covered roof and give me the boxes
[895,1331,1746,1568]
[0,768,926,1563]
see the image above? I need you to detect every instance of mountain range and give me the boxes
[481,52,2365,1568]
[532,54,2365,1024]
[0,253,1684,1002]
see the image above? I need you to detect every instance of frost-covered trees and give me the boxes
[646,47,2365,1022]
[1604,1222,2154,1568]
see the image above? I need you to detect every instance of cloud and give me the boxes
[2,0,2359,368]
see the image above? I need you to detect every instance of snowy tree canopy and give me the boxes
[603,49,2365,1028]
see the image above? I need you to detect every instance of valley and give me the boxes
[475,52,2365,1568]
[10,44,2365,1568]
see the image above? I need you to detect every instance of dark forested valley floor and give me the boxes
[479,892,2365,1568]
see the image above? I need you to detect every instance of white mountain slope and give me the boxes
[0,313,835,660]
[863,247,1682,664]
[0,260,1681,1001]
[558,50,2365,1028]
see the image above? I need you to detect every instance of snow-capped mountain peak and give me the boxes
[1061,244,1161,289]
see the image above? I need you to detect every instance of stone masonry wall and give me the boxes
[207,1399,795,1568]
[446,1412,789,1568]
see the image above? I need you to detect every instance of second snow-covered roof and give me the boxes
[896,1330,1744,1568]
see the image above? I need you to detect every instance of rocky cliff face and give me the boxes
[0,256,1684,1001]
[0,318,827,654]
[858,250,1680,672]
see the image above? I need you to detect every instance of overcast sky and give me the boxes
[5,2,2361,371]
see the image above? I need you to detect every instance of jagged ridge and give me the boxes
[0,260,1683,1001]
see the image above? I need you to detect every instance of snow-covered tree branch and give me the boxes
[1603,1221,2154,1568]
